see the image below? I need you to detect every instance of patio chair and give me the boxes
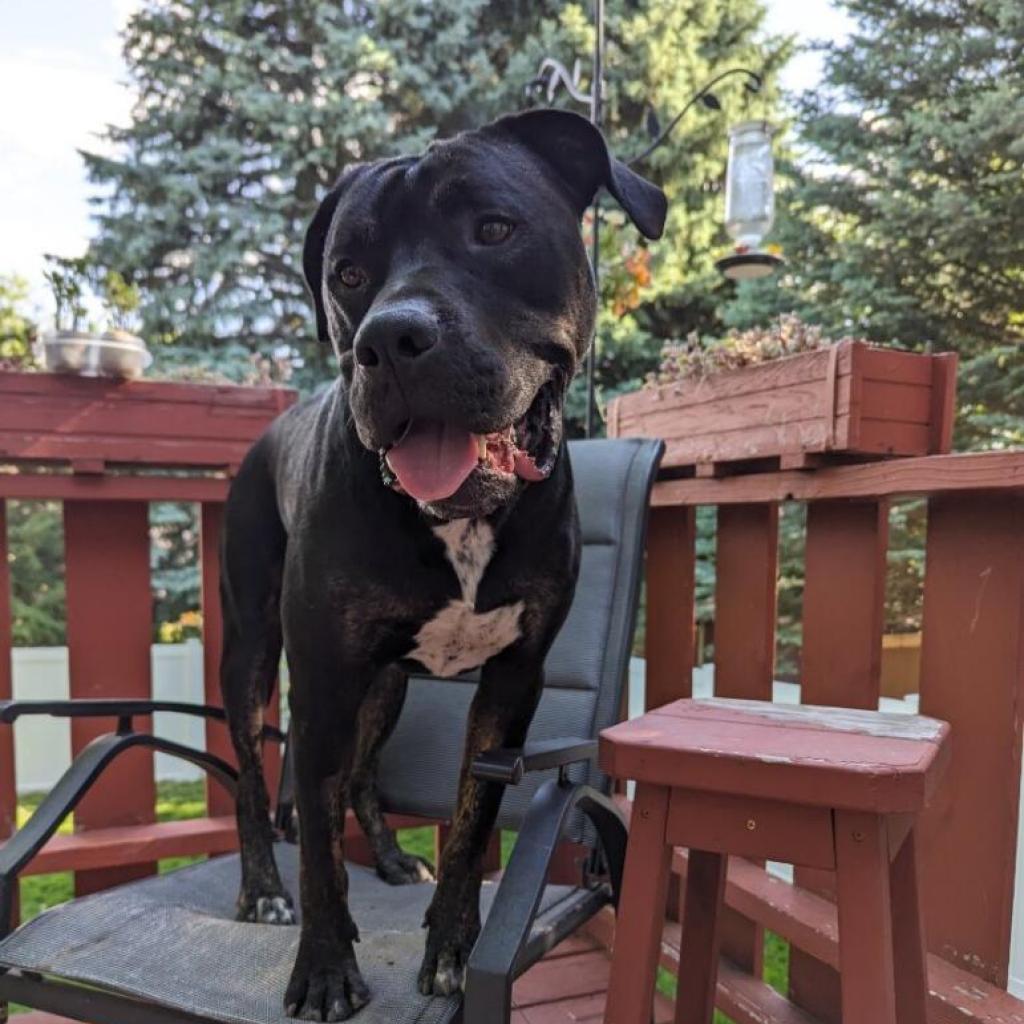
[0,436,662,1024]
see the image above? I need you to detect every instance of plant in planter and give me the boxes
[608,314,958,473]
[648,314,833,386]
[100,269,142,339]
[38,256,152,379]
[43,255,90,335]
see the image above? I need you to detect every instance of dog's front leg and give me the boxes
[284,662,371,1022]
[418,646,544,996]
[349,666,435,885]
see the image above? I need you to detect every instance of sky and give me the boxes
[0,0,853,322]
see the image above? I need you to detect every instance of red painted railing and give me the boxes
[0,371,295,899]
[593,447,1024,1022]
[7,368,1024,1021]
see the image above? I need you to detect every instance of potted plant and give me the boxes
[38,256,152,380]
[607,315,958,473]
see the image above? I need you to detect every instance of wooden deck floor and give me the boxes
[18,931,673,1024]
[512,931,674,1023]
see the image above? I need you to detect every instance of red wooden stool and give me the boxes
[599,698,950,1024]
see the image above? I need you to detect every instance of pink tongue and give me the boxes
[386,420,479,501]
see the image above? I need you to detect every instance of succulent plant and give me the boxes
[646,314,866,387]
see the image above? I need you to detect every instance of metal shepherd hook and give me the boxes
[527,3,762,438]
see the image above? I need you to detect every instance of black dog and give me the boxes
[219,109,665,1021]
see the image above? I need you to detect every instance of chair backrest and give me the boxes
[376,437,663,838]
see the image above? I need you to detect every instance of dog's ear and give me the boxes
[303,170,361,343]
[303,182,342,343]
[493,108,667,240]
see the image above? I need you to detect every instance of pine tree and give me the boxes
[7,502,66,648]
[150,502,201,642]
[726,0,1024,447]
[83,0,790,405]
[83,1,563,362]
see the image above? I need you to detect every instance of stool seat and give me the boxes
[600,698,952,1024]
[599,697,950,813]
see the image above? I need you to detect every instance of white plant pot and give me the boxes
[38,330,153,380]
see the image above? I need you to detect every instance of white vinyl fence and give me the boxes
[11,641,209,791]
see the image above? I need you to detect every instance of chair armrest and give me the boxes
[463,778,627,1022]
[0,730,238,939]
[470,738,597,786]
[0,699,284,742]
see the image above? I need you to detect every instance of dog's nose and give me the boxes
[354,305,438,368]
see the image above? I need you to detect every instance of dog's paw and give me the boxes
[376,850,435,886]
[417,884,482,997]
[284,952,369,1022]
[417,946,467,998]
[237,890,296,925]
[416,922,478,998]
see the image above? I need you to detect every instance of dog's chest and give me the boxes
[409,520,524,678]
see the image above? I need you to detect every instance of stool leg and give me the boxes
[674,850,726,1024]
[605,783,672,1024]
[890,829,929,1024]
[835,811,897,1024]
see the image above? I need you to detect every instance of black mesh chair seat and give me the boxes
[0,845,591,1024]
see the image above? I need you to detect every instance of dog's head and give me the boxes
[303,109,666,519]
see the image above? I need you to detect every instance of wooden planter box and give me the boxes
[608,340,957,473]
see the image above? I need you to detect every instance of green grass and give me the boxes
[394,826,518,867]
[16,787,74,921]
[15,786,793,1018]
[765,931,790,994]
[395,825,436,864]
[17,780,209,921]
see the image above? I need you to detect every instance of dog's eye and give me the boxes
[476,218,515,246]
[337,263,367,289]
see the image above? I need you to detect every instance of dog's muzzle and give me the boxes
[381,377,561,502]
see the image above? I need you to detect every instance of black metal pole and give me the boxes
[585,0,604,439]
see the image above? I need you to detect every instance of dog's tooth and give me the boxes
[477,436,487,460]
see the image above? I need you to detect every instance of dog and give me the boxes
[219,108,666,1021]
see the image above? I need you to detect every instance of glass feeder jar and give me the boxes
[724,121,775,250]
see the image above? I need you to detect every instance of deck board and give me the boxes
[513,940,674,1021]
[514,949,612,1007]
[514,989,675,1023]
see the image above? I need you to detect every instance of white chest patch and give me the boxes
[410,519,524,678]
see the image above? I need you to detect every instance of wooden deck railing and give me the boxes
[6,370,1024,1021]
[0,371,296,903]
[603,449,1024,1023]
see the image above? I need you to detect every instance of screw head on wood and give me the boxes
[746,819,757,831]
[853,830,865,842]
